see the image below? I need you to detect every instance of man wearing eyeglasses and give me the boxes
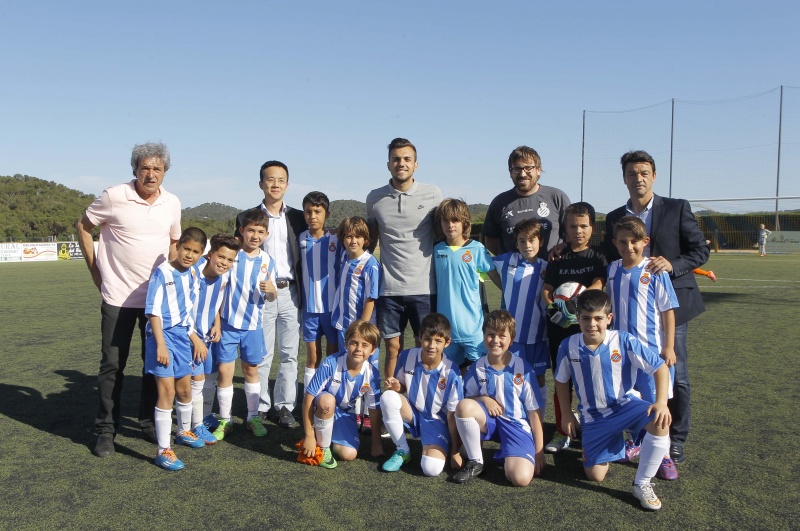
[234,160,307,429]
[482,146,571,258]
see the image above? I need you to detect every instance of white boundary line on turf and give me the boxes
[700,285,799,289]
[710,278,800,283]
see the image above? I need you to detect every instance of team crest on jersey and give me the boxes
[640,273,651,285]
[260,264,268,274]
[360,384,370,394]
[354,266,363,275]
[513,373,523,385]
[462,250,473,263]
[438,378,447,390]
[329,243,336,252]
[611,350,622,363]
[537,202,550,218]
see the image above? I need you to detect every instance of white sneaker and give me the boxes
[544,432,571,453]
[633,482,662,510]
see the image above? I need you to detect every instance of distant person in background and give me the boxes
[482,146,571,258]
[758,223,771,256]
[603,150,709,465]
[366,138,442,379]
[76,142,182,457]
[235,160,307,429]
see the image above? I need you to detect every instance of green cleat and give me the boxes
[212,419,233,441]
[247,416,268,437]
[320,447,337,469]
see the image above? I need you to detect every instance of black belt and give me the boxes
[275,279,294,289]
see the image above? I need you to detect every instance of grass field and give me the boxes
[1,254,798,530]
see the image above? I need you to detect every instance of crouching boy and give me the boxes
[554,290,672,511]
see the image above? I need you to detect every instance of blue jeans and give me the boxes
[668,322,691,448]
[258,283,301,413]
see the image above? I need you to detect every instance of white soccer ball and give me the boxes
[553,282,586,315]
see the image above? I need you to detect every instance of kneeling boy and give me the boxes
[453,310,545,487]
[380,313,464,476]
[300,320,384,468]
[554,290,671,511]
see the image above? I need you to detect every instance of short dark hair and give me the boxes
[564,201,596,225]
[240,207,270,230]
[178,227,207,248]
[620,150,656,174]
[259,160,289,182]
[576,290,612,316]
[508,146,541,170]
[209,233,241,254]
[302,191,330,213]
[484,309,516,339]
[419,313,452,341]
[388,138,417,159]
[513,218,543,243]
[613,216,647,240]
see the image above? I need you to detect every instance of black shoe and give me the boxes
[278,406,297,428]
[141,426,158,444]
[453,459,484,484]
[258,411,271,424]
[94,434,115,457]
[670,444,685,464]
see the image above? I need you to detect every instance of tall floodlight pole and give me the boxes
[581,110,586,201]
[775,85,783,231]
[669,98,675,198]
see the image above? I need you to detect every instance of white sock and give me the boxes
[244,382,260,421]
[202,372,218,417]
[154,407,172,451]
[456,415,483,464]
[420,455,446,477]
[539,385,548,416]
[635,432,671,485]
[191,379,204,427]
[217,385,234,421]
[380,391,410,453]
[304,367,316,388]
[175,401,192,434]
[354,395,362,416]
[313,415,333,448]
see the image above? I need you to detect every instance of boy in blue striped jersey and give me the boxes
[300,320,384,468]
[453,310,545,486]
[212,208,277,441]
[380,313,464,476]
[144,227,208,470]
[188,234,240,444]
[554,290,671,510]
[299,192,343,388]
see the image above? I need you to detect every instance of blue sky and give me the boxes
[1,1,797,214]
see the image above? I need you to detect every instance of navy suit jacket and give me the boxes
[234,204,308,281]
[603,195,709,325]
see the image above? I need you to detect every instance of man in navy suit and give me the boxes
[603,150,709,464]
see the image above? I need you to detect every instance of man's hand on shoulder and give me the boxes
[647,256,673,275]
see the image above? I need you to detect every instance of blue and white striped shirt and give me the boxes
[299,230,342,314]
[394,347,463,422]
[331,251,380,331]
[305,350,382,411]
[221,249,276,331]
[463,354,542,427]
[492,252,548,344]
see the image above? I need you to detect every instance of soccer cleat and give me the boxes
[319,447,337,469]
[361,415,372,433]
[657,457,679,480]
[212,419,233,441]
[381,449,410,472]
[192,424,217,445]
[544,432,571,453]
[453,459,484,484]
[355,414,363,431]
[176,430,206,448]
[247,416,268,437]
[669,444,685,464]
[155,448,185,471]
[632,482,662,510]
[616,439,641,463]
[202,414,219,432]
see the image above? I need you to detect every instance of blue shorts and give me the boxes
[512,341,550,376]
[405,408,451,450]
[634,366,676,402]
[191,341,215,377]
[476,402,536,464]
[213,322,266,365]
[145,326,193,379]
[581,397,655,467]
[444,336,485,367]
[377,295,435,340]
[302,310,338,344]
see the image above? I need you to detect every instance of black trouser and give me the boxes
[94,302,157,436]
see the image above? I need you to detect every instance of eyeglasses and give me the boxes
[509,165,538,175]
[263,177,287,185]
